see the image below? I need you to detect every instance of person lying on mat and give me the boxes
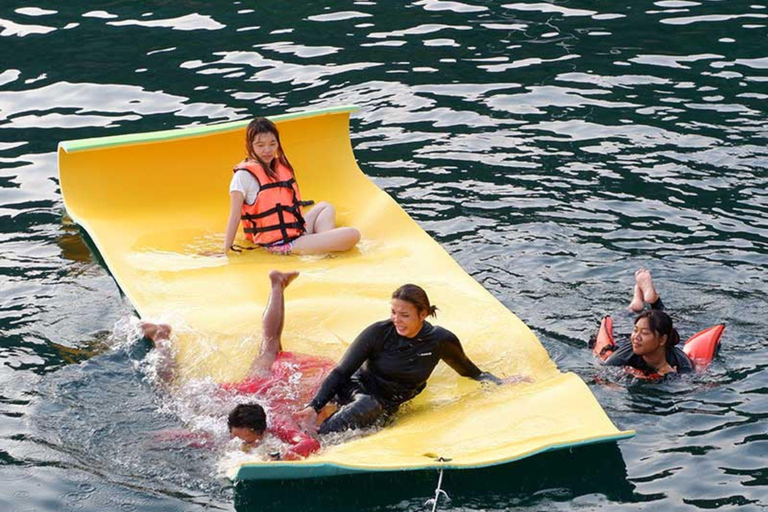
[598,269,693,377]
[142,270,336,460]
[293,284,530,434]
[222,117,360,255]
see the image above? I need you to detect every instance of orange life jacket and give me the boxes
[234,160,307,246]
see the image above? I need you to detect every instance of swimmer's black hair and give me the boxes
[634,309,681,347]
[228,403,267,434]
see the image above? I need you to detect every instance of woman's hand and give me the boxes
[478,372,533,386]
[293,407,318,431]
[224,191,245,253]
[656,363,677,376]
[502,374,533,385]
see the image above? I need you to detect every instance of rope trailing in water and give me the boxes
[425,457,450,512]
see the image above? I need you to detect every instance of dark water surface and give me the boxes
[1,0,767,510]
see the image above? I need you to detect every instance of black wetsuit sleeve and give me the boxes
[603,343,635,367]
[669,346,694,374]
[309,323,380,412]
[438,331,484,379]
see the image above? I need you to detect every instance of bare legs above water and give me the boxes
[140,269,300,382]
[628,268,660,313]
[249,270,299,376]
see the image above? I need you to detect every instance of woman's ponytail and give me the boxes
[392,284,437,318]
[634,309,679,347]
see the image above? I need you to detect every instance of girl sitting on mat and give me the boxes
[222,117,360,255]
[599,269,693,377]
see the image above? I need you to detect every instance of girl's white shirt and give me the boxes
[229,170,260,205]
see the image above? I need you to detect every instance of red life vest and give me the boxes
[234,160,306,246]
[219,352,335,458]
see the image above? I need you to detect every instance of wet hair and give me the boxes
[391,284,438,318]
[244,117,294,180]
[227,403,267,434]
[633,309,681,347]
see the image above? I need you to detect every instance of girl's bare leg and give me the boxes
[628,284,644,312]
[635,268,659,304]
[291,228,360,254]
[248,270,299,376]
[303,201,337,234]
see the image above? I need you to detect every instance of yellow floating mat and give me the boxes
[58,106,633,480]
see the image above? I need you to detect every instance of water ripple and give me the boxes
[0,1,766,510]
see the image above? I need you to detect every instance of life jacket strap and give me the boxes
[241,203,303,222]
[243,221,305,235]
[258,178,296,191]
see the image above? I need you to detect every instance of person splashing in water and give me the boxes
[142,270,336,459]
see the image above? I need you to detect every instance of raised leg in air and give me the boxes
[629,284,644,313]
[248,270,299,376]
[628,268,662,312]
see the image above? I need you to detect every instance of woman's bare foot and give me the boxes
[628,284,645,312]
[269,270,299,289]
[141,322,172,343]
[635,268,659,304]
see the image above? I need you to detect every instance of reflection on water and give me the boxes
[1,0,766,510]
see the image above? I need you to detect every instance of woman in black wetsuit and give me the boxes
[601,269,693,377]
[294,284,525,434]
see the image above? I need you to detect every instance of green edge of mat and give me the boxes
[58,105,360,154]
[234,430,636,481]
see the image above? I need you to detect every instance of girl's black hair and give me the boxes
[245,117,294,180]
[634,309,681,347]
[228,403,267,434]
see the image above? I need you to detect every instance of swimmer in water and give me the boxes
[600,269,693,377]
[142,270,335,459]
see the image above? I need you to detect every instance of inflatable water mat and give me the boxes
[592,315,725,379]
[58,105,633,481]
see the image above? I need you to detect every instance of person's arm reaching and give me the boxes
[294,323,381,427]
[439,332,487,379]
[223,190,245,253]
[440,332,528,385]
[308,323,380,412]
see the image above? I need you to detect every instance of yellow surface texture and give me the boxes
[58,107,631,479]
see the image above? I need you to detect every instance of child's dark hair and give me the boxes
[227,403,267,434]
[634,309,681,347]
[245,117,294,180]
[391,284,438,317]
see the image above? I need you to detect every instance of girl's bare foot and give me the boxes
[268,270,300,289]
[628,284,644,312]
[141,322,172,343]
[635,268,659,304]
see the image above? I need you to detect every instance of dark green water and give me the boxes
[1,0,766,510]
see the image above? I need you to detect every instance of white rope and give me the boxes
[425,460,450,512]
